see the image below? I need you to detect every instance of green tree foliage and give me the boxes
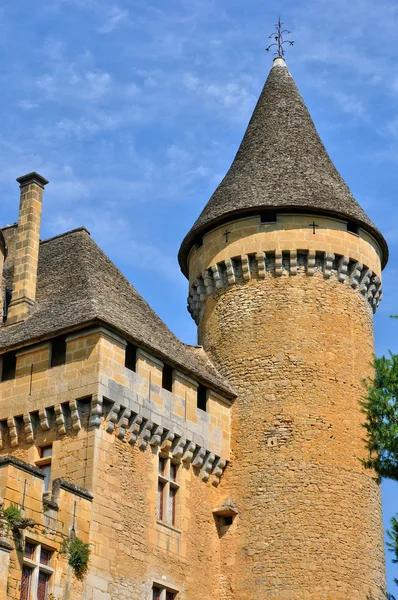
[362,347,398,595]
[387,515,398,586]
[362,353,398,482]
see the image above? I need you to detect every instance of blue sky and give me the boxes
[1,0,398,593]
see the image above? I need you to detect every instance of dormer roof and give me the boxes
[178,57,388,276]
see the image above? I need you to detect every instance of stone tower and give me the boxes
[179,56,388,599]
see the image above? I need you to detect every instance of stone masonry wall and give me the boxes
[86,426,224,600]
[0,326,232,599]
[199,272,386,600]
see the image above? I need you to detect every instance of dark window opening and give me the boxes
[1,351,16,381]
[223,516,233,526]
[152,587,161,600]
[260,210,278,223]
[50,336,66,368]
[347,221,359,235]
[162,364,173,392]
[3,287,12,322]
[197,384,208,411]
[125,343,137,372]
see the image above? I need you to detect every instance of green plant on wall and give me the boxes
[3,503,23,526]
[60,534,90,579]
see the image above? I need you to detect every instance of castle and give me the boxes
[0,55,388,599]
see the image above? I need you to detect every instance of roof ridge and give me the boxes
[40,227,90,245]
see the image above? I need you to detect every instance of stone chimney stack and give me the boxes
[0,231,7,321]
[6,172,49,325]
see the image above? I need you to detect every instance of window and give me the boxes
[197,384,207,411]
[347,221,359,235]
[50,336,66,368]
[35,446,52,492]
[152,585,177,600]
[260,210,278,223]
[20,541,53,600]
[1,351,16,381]
[157,456,180,527]
[125,342,137,372]
[162,364,173,392]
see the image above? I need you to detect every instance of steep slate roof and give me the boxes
[0,228,235,398]
[179,57,388,276]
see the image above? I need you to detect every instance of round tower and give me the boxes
[179,57,388,599]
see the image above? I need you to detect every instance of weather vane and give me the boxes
[266,17,294,57]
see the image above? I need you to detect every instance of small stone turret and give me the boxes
[6,172,48,325]
[179,57,388,599]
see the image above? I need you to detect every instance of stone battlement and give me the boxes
[0,327,230,489]
[188,248,382,323]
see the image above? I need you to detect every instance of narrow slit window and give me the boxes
[157,456,180,527]
[157,481,165,521]
[125,343,137,372]
[1,351,16,381]
[162,364,173,392]
[50,335,66,367]
[197,384,208,411]
[36,445,53,492]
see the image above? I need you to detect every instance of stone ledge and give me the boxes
[53,478,94,501]
[0,537,13,552]
[0,455,45,479]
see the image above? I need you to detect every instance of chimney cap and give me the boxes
[16,172,49,189]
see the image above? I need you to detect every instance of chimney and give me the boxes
[6,172,49,325]
[0,231,7,321]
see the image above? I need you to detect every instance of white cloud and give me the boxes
[36,66,111,102]
[97,6,129,33]
[18,100,38,110]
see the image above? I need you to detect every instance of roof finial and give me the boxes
[266,17,294,58]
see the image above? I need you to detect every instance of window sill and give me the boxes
[156,520,181,535]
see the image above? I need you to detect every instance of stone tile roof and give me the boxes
[179,57,388,276]
[0,228,236,398]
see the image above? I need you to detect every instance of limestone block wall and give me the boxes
[0,325,233,598]
[88,426,225,600]
[198,271,385,599]
[0,456,92,600]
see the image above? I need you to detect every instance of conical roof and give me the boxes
[178,57,388,275]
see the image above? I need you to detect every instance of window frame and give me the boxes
[152,584,178,600]
[21,540,54,600]
[157,455,180,528]
[35,445,53,493]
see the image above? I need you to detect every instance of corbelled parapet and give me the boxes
[6,172,48,325]
[188,248,382,324]
[185,212,385,325]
